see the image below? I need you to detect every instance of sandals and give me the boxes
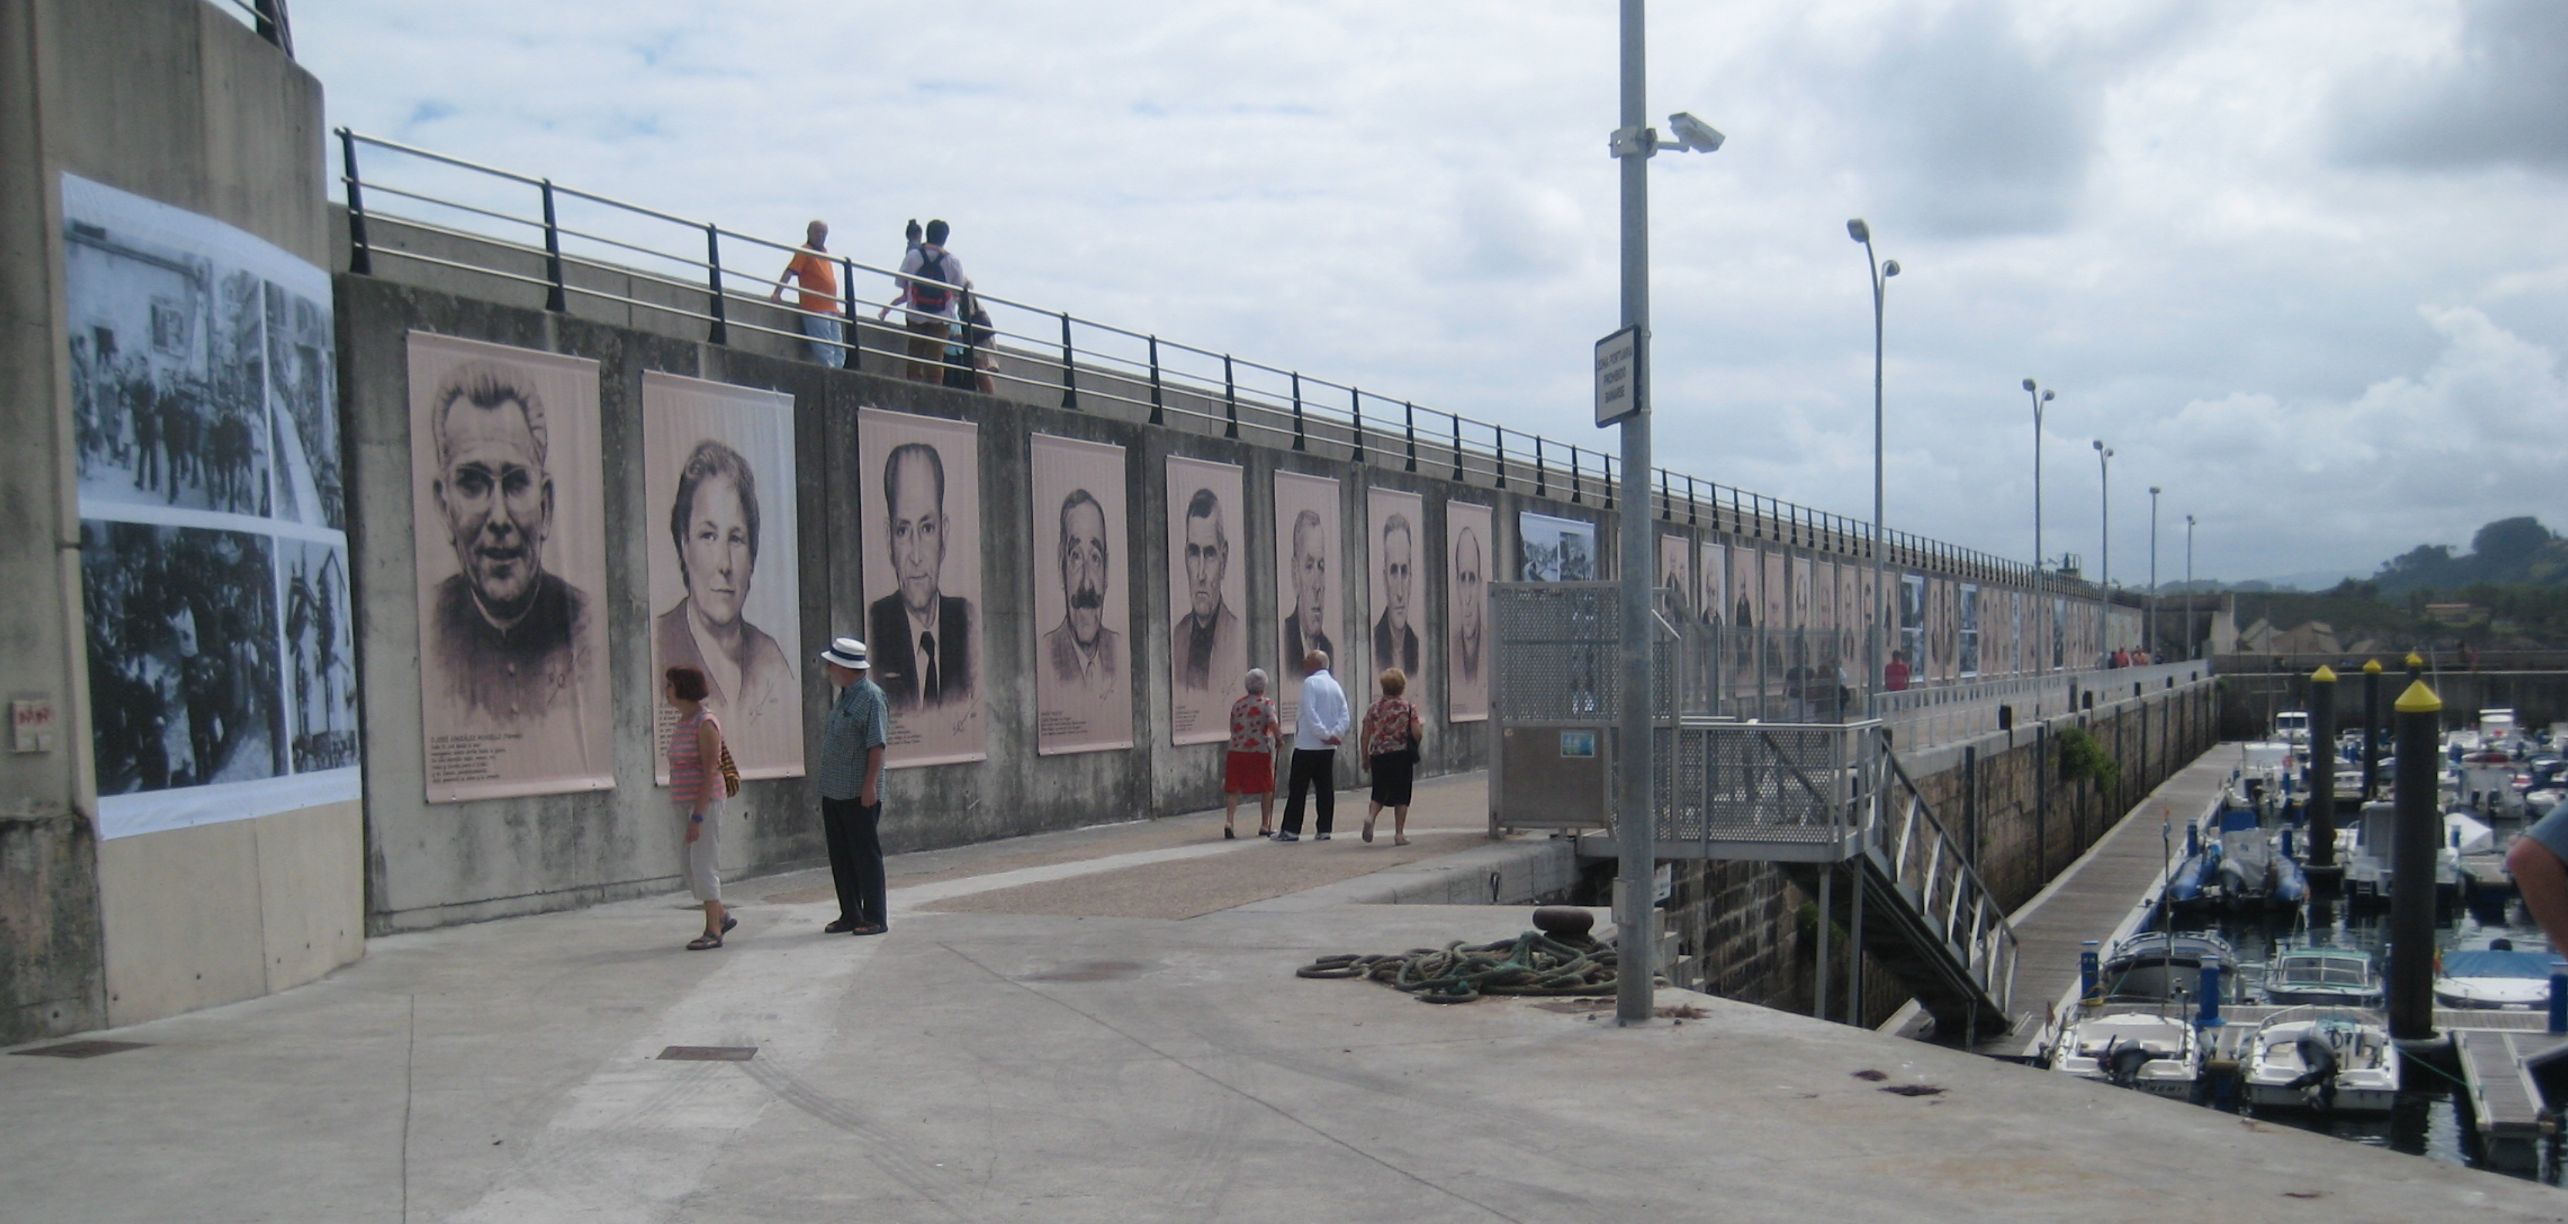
[1393,836,1410,846]
[687,915,739,951]
[1361,819,1376,844]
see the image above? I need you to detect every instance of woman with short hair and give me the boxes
[1360,668,1424,846]
[665,665,736,949]
[1223,668,1282,839]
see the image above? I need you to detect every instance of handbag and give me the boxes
[718,740,742,798]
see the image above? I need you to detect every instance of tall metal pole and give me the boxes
[2184,514,2195,658]
[2147,486,2160,658]
[1851,222,1892,713]
[2093,441,2112,591]
[2025,381,2051,667]
[1612,0,1656,1027]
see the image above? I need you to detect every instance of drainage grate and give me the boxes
[13,1040,151,1059]
[658,1045,756,1062]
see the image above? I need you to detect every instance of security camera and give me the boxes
[1667,112,1724,153]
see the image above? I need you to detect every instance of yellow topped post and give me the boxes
[2311,664,2337,684]
[2362,658,2382,675]
[2395,679,2441,715]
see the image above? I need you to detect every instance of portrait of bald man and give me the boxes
[868,440,974,711]
[1371,508,1421,680]
[1283,507,1336,665]
[1452,522,1485,687]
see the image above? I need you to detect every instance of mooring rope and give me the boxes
[1297,931,1620,1003]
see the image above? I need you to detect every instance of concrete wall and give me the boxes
[344,276,1595,931]
[0,0,358,1044]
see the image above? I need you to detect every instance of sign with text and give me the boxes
[1594,325,1644,426]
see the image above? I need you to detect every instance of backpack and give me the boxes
[909,250,953,312]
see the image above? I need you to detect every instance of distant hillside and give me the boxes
[2206,517,2568,650]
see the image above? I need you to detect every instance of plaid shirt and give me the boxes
[817,678,889,800]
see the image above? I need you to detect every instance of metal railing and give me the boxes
[333,128,2088,592]
[215,0,294,55]
[1872,732,2020,1021]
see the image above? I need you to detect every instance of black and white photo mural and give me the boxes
[1517,511,1598,582]
[64,174,359,838]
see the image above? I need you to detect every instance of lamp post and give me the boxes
[2185,514,2197,659]
[2091,439,2113,589]
[1850,219,1898,711]
[2023,379,2054,667]
[1607,0,1720,1026]
[2148,485,2161,660]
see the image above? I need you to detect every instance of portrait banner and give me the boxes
[1728,542,1760,683]
[1960,583,1982,678]
[1789,554,1813,635]
[1367,488,1428,703]
[1698,540,1725,633]
[1273,470,1342,732]
[1837,560,1861,675]
[1031,434,1134,755]
[858,408,987,765]
[65,174,360,838]
[1899,572,1927,676]
[1446,501,1493,723]
[1656,532,1694,626]
[1166,456,1248,744]
[408,333,611,803]
[1814,558,1838,658]
[1518,511,1598,582]
[642,372,803,782]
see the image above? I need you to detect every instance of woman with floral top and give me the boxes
[1359,667,1425,846]
[1222,668,1283,839]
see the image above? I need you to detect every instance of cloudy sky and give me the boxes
[295,0,2567,588]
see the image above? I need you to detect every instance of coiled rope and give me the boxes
[1297,931,1619,1003]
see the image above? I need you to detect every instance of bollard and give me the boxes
[2197,959,2225,1029]
[2551,961,2568,1037]
[2080,940,2102,1002]
[2361,659,2383,798]
[2309,666,2338,868]
[2388,679,2443,1043]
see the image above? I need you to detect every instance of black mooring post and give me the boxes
[704,223,727,345]
[1223,355,1239,440]
[339,129,372,275]
[2388,678,2443,1043]
[2360,658,2383,798]
[1147,336,1164,425]
[1289,372,1305,450]
[2308,666,2338,870]
[842,259,864,373]
[539,179,566,313]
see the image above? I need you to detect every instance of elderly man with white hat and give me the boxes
[816,637,891,935]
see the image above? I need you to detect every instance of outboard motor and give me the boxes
[2104,1038,2154,1088]
[2286,1030,2342,1110]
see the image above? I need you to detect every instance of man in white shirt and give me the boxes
[883,218,969,384]
[1276,649,1348,842]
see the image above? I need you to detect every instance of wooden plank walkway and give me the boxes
[2455,1026,2568,1172]
[1949,744,2239,1056]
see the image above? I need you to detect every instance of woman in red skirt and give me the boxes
[1223,668,1282,838]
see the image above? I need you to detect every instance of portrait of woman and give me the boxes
[656,439,795,766]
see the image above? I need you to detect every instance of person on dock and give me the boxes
[2504,797,2568,952]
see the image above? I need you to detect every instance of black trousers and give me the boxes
[1282,748,1336,836]
[822,796,886,928]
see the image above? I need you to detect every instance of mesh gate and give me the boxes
[1654,721,1869,854]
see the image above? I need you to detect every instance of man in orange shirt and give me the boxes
[769,219,843,367]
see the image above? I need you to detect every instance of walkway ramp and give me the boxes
[1651,721,2020,1043]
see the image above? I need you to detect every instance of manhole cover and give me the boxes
[658,1045,757,1062]
[1021,960,1146,982]
[13,1040,151,1059]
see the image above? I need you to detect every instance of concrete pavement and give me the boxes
[6,773,2563,1222]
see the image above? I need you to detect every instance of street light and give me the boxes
[1608,0,1720,1026]
[1850,218,1898,711]
[2148,486,2162,660]
[2185,514,2198,658]
[2023,379,2055,667]
[2091,439,2113,590]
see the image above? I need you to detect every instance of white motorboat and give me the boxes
[2242,1009,2399,1113]
[2433,946,2555,1010]
[2051,1010,2200,1099]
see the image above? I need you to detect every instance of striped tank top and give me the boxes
[669,709,719,805]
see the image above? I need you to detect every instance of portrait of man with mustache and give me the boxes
[1041,487,1122,700]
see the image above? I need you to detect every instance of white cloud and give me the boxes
[293,0,2568,586]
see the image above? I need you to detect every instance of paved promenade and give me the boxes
[7,772,2560,1221]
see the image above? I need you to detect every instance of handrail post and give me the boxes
[539,178,566,313]
[1534,437,1547,498]
[1403,401,1418,472]
[1451,415,1464,482]
[840,257,863,372]
[1569,446,1581,504]
[1350,388,1365,462]
[1494,428,1508,489]
[1660,469,1672,520]
[704,223,727,345]
[1290,372,1306,451]
[338,129,371,275]
[1148,336,1164,425]
[1223,355,1240,440]
[1602,455,1613,509]
[1058,312,1075,409]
